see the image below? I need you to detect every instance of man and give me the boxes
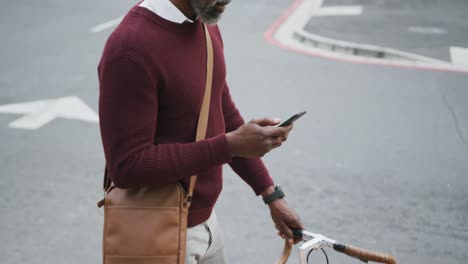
[97,0,303,263]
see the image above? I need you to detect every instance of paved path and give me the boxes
[1,0,467,263]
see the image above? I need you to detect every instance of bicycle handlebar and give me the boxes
[334,243,396,264]
[275,229,396,264]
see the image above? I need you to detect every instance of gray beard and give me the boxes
[190,0,231,25]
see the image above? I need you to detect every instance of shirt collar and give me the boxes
[139,0,195,24]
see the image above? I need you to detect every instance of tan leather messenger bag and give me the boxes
[97,24,214,264]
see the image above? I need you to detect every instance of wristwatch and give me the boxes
[262,185,285,204]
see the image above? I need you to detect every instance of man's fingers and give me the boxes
[288,219,303,244]
[263,127,288,138]
[250,117,281,127]
[264,138,274,152]
[283,223,302,244]
[271,137,283,148]
[284,123,294,132]
[276,223,290,239]
[277,231,286,240]
[277,222,302,244]
[279,222,294,242]
[275,225,286,239]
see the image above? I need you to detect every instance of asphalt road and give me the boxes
[1,0,468,264]
[305,0,468,61]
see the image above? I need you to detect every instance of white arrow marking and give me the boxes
[0,96,99,130]
[450,46,468,66]
[312,5,363,16]
[90,16,124,33]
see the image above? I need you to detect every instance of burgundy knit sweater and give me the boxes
[98,5,274,227]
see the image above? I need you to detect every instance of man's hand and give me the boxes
[262,186,304,244]
[225,118,293,158]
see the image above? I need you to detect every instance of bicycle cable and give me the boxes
[306,248,330,264]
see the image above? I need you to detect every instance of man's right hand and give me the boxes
[225,118,293,158]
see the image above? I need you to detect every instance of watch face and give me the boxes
[279,189,285,198]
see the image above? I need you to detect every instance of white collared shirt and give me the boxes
[139,0,194,24]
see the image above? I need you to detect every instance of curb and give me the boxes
[293,28,449,65]
[264,0,468,74]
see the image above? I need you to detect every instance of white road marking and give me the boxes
[450,46,468,66]
[90,16,124,33]
[312,5,363,16]
[408,26,446,35]
[0,96,99,130]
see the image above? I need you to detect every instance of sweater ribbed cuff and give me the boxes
[207,134,232,166]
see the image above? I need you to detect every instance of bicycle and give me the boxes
[276,229,396,264]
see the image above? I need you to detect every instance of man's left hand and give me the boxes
[268,198,304,244]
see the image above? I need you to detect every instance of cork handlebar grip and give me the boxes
[335,244,396,264]
[275,239,293,264]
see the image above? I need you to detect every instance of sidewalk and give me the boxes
[304,0,468,62]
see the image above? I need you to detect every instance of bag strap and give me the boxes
[102,24,214,205]
[187,24,214,205]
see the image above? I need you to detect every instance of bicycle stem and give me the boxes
[292,229,397,264]
[293,229,369,263]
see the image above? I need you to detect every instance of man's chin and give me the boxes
[199,13,222,25]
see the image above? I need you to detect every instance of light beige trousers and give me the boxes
[185,211,226,264]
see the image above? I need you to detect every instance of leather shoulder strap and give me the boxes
[186,24,213,204]
[102,24,214,199]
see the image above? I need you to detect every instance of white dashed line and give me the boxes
[408,26,447,35]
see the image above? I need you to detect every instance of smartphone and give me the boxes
[278,111,307,127]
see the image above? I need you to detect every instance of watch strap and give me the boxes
[263,185,285,204]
